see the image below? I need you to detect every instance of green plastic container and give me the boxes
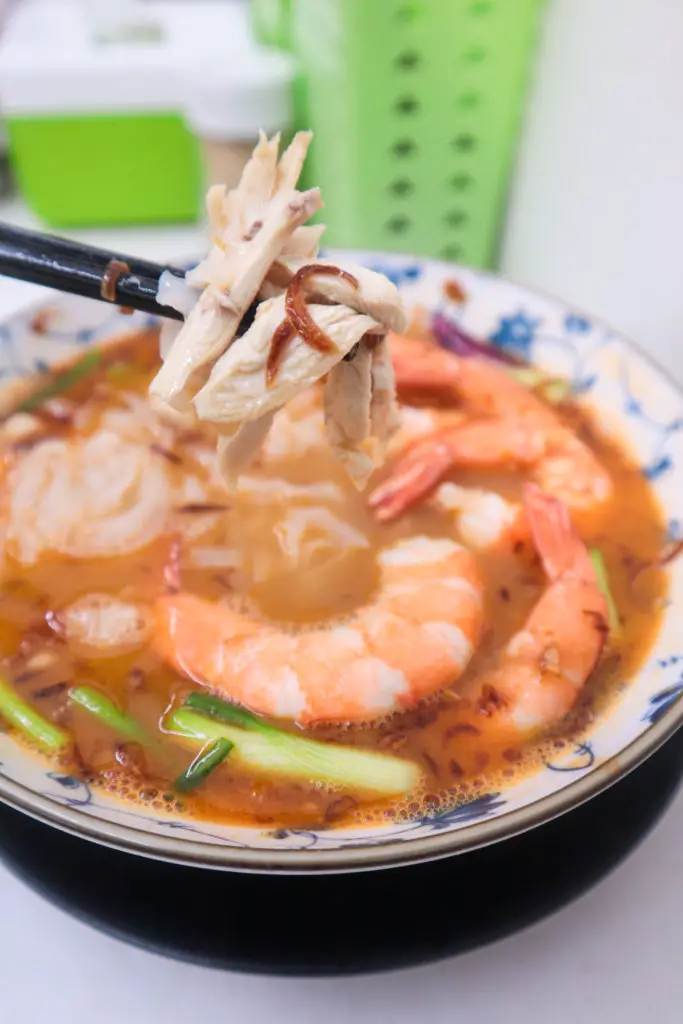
[259,0,544,267]
[7,114,200,227]
[251,0,293,51]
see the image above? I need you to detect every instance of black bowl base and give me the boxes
[0,729,682,976]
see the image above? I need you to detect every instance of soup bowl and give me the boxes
[0,251,682,875]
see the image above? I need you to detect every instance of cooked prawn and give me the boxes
[154,536,484,724]
[369,333,612,522]
[468,484,608,733]
[434,483,529,552]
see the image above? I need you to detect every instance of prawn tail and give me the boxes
[368,435,456,522]
[524,483,594,582]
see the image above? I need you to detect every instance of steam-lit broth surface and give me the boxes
[0,328,667,829]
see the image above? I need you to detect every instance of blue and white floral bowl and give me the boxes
[0,251,682,874]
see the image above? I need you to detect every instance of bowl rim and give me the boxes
[1,699,681,873]
[0,267,681,874]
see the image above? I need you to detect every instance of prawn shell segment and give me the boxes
[153,537,484,725]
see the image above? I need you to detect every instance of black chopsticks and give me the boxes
[0,223,186,321]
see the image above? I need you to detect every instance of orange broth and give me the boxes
[0,328,667,829]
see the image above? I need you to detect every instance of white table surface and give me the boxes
[0,204,681,1023]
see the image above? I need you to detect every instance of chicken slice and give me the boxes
[216,412,277,487]
[191,258,404,485]
[281,224,326,260]
[194,296,382,427]
[323,343,376,488]
[150,132,323,413]
[369,337,401,451]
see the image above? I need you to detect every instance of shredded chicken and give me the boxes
[216,411,277,487]
[323,343,376,488]
[274,507,369,567]
[237,475,344,504]
[151,131,406,489]
[195,297,382,425]
[370,341,403,450]
[150,132,323,414]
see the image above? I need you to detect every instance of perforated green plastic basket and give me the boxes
[253,0,544,268]
[251,0,293,50]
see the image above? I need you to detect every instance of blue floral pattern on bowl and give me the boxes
[0,250,682,872]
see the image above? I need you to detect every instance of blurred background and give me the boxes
[0,0,680,374]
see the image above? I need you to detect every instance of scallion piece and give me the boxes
[105,361,130,383]
[184,691,276,734]
[166,707,421,795]
[0,676,69,751]
[589,548,620,633]
[540,379,572,404]
[69,685,151,745]
[18,349,101,412]
[507,366,545,389]
[507,366,572,404]
[175,737,234,793]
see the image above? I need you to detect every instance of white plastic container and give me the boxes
[83,0,163,44]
